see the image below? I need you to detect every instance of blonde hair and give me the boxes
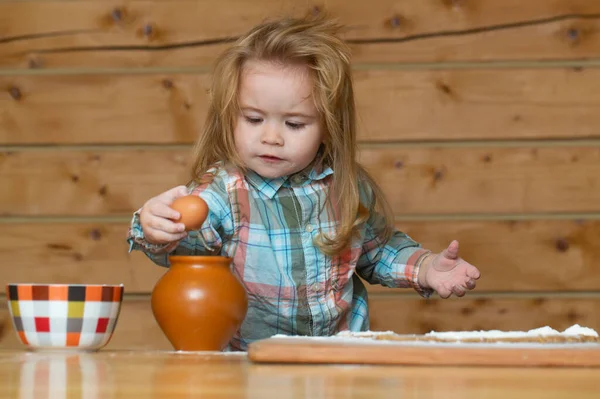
[190,15,393,255]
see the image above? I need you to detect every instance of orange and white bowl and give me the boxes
[5,283,124,351]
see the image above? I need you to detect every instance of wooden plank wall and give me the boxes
[2,0,600,350]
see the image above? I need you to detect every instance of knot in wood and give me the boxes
[460,307,474,315]
[143,24,154,37]
[111,8,123,22]
[567,28,580,41]
[394,160,404,169]
[532,298,545,306]
[162,79,174,89]
[89,229,102,241]
[311,6,320,16]
[437,81,452,95]
[390,15,402,27]
[28,58,42,69]
[567,310,580,322]
[555,238,569,252]
[433,168,445,181]
[8,87,22,101]
[442,0,464,8]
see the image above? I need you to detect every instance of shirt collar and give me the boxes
[245,162,334,199]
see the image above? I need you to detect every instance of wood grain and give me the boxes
[247,337,600,367]
[1,74,209,145]
[0,148,191,216]
[369,219,600,293]
[2,68,600,144]
[2,295,599,350]
[359,145,600,215]
[0,223,166,292]
[368,296,600,335]
[2,0,599,68]
[1,352,600,399]
[1,219,600,293]
[2,146,600,216]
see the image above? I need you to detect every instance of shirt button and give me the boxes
[292,175,305,185]
[311,283,320,292]
[305,224,314,233]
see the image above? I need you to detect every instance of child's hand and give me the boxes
[419,240,481,298]
[139,185,190,245]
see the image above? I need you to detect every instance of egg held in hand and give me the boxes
[170,195,209,231]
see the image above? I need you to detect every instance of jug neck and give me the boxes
[168,255,232,269]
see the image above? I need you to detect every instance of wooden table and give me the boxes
[0,349,599,398]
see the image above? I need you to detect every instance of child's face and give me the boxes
[234,60,323,179]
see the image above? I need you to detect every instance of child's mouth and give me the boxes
[259,155,283,163]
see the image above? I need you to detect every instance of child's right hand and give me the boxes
[139,185,190,245]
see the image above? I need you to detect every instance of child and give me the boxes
[127,16,481,351]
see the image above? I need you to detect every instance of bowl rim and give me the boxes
[6,283,124,287]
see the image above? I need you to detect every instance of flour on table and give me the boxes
[562,324,598,337]
[332,324,599,343]
[269,324,599,344]
[421,324,598,340]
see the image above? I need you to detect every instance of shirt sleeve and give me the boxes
[355,179,434,298]
[126,172,234,267]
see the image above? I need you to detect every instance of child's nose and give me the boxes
[260,125,284,146]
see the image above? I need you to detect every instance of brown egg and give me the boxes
[170,195,209,231]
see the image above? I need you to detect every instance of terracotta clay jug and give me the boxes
[151,255,248,351]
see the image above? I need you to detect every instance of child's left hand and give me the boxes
[418,240,481,298]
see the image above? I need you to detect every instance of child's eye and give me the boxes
[286,121,305,130]
[245,116,262,124]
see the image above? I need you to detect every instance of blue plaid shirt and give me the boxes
[128,163,432,350]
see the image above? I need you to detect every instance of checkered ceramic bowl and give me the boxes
[5,283,124,351]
